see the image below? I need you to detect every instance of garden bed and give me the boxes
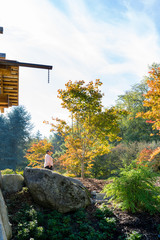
[3,177,160,240]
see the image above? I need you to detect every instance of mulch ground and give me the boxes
[77,178,160,240]
[75,177,108,192]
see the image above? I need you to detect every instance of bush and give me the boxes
[11,201,119,240]
[15,169,24,176]
[99,203,114,217]
[126,231,142,240]
[1,168,15,174]
[137,146,160,172]
[63,172,76,178]
[1,168,24,175]
[102,163,160,213]
[91,141,160,179]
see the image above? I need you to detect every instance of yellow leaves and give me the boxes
[150,146,160,161]
[129,117,133,120]
[136,112,142,118]
[137,65,160,133]
[26,139,53,168]
[44,79,122,177]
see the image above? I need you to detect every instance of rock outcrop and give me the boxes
[2,174,24,194]
[0,171,2,188]
[24,167,91,213]
[0,174,12,240]
[67,177,85,188]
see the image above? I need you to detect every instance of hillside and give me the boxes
[3,177,160,240]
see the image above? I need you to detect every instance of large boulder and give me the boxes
[2,174,24,194]
[0,190,12,240]
[24,167,91,213]
[0,171,2,188]
[67,177,85,188]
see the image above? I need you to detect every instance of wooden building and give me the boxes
[0,27,52,113]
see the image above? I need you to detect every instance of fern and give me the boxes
[102,163,160,213]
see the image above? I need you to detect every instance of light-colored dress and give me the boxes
[44,154,53,167]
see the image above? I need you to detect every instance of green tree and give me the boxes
[91,141,160,179]
[48,133,66,173]
[49,132,65,154]
[34,130,43,141]
[0,114,8,165]
[116,80,160,142]
[0,106,33,170]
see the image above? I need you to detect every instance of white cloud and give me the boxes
[142,0,157,8]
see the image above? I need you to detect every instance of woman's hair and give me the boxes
[46,150,50,154]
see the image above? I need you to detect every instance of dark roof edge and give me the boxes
[0,59,53,70]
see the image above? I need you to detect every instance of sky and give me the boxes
[1,0,160,137]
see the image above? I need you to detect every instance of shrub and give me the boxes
[63,172,76,178]
[126,231,142,240]
[1,168,15,174]
[11,201,119,239]
[99,203,114,217]
[34,226,45,240]
[91,141,160,179]
[17,227,30,240]
[28,220,38,234]
[137,146,160,172]
[73,208,86,220]
[15,169,24,175]
[102,163,160,213]
[94,208,105,219]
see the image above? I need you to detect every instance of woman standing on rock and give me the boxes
[44,150,53,170]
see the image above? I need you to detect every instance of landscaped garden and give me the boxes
[3,165,160,240]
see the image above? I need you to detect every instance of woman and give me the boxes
[44,150,53,170]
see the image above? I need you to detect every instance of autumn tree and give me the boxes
[135,64,160,172]
[26,139,53,168]
[137,64,160,133]
[47,79,124,178]
[137,146,160,172]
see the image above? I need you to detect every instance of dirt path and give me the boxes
[75,177,108,192]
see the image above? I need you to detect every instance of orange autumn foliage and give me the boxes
[58,134,95,176]
[136,65,160,171]
[136,66,160,133]
[137,147,160,172]
[45,79,124,178]
[26,139,53,168]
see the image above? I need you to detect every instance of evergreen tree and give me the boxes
[49,132,64,154]
[0,114,8,166]
[34,130,43,142]
[0,106,33,170]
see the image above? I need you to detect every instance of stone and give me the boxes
[24,167,91,213]
[67,177,85,188]
[95,193,106,200]
[2,174,24,194]
[91,192,110,204]
[0,172,2,189]
[0,214,7,240]
[0,189,12,240]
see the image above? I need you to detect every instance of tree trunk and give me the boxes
[81,160,84,179]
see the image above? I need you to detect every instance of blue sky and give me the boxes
[1,0,160,137]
